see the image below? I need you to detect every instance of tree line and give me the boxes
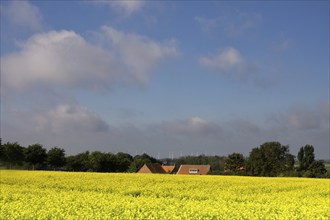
[0,141,328,178]
[0,142,154,173]
[223,142,328,178]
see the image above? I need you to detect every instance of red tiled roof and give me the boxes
[138,163,166,174]
[177,165,211,175]
[161,165,175,173]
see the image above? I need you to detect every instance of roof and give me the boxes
[161,165,175,173]
[138,163,166,174]
[177,164,211,175]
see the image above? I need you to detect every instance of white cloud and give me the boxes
[91,0,145,16]
[1,1,43,30]
[225,11,261,37]
[195,11,262,37]
[200,47,244,71]
[157,117,222,136]
[34,104,109,134]
[101,26,178,83]
[199,47,259,80]
[1,27,178,92]
[110,0,145,16]
[1,30,116,91]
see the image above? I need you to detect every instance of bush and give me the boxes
[324,170,330,178]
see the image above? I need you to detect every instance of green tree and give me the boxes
[305,161,327,178]
[89,151,118,172]
[0,142,25,168]
[224,152,245,174]
[47,147,66,170]
[205,155,225,174]
[24,144,47,170]
[115,152,133,172]
[297,145,326,178]
[246,147,265,176]
[246,142,294,177]
[297,145,315,171]
[284,153,296,176]
[65,151,90,172]
[285,154,295,170]
[89,151,104,172]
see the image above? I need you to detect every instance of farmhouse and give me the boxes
[138,163,166,174]
[176,165,211,175]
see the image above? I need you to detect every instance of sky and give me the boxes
[1,1,329,159]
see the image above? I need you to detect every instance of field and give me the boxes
[1,170,329,219]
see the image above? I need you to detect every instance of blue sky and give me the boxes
[1,1,329,159]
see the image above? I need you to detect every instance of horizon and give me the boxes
[2,140,329,161]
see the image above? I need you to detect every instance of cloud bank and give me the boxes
[3,102,328,158]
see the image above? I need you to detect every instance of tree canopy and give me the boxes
[246,142,295,177]
[298,145,315,171]
[297,145,327,177]
[0,142,25,168]
[47,147,66,170]
[24,144,47,170]
[224,152,245,174]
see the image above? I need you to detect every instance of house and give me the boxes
[138,163,166,174]
[161,165,176,173]
[176,164,211,175]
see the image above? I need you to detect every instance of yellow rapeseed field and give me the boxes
[0,170,329,219]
